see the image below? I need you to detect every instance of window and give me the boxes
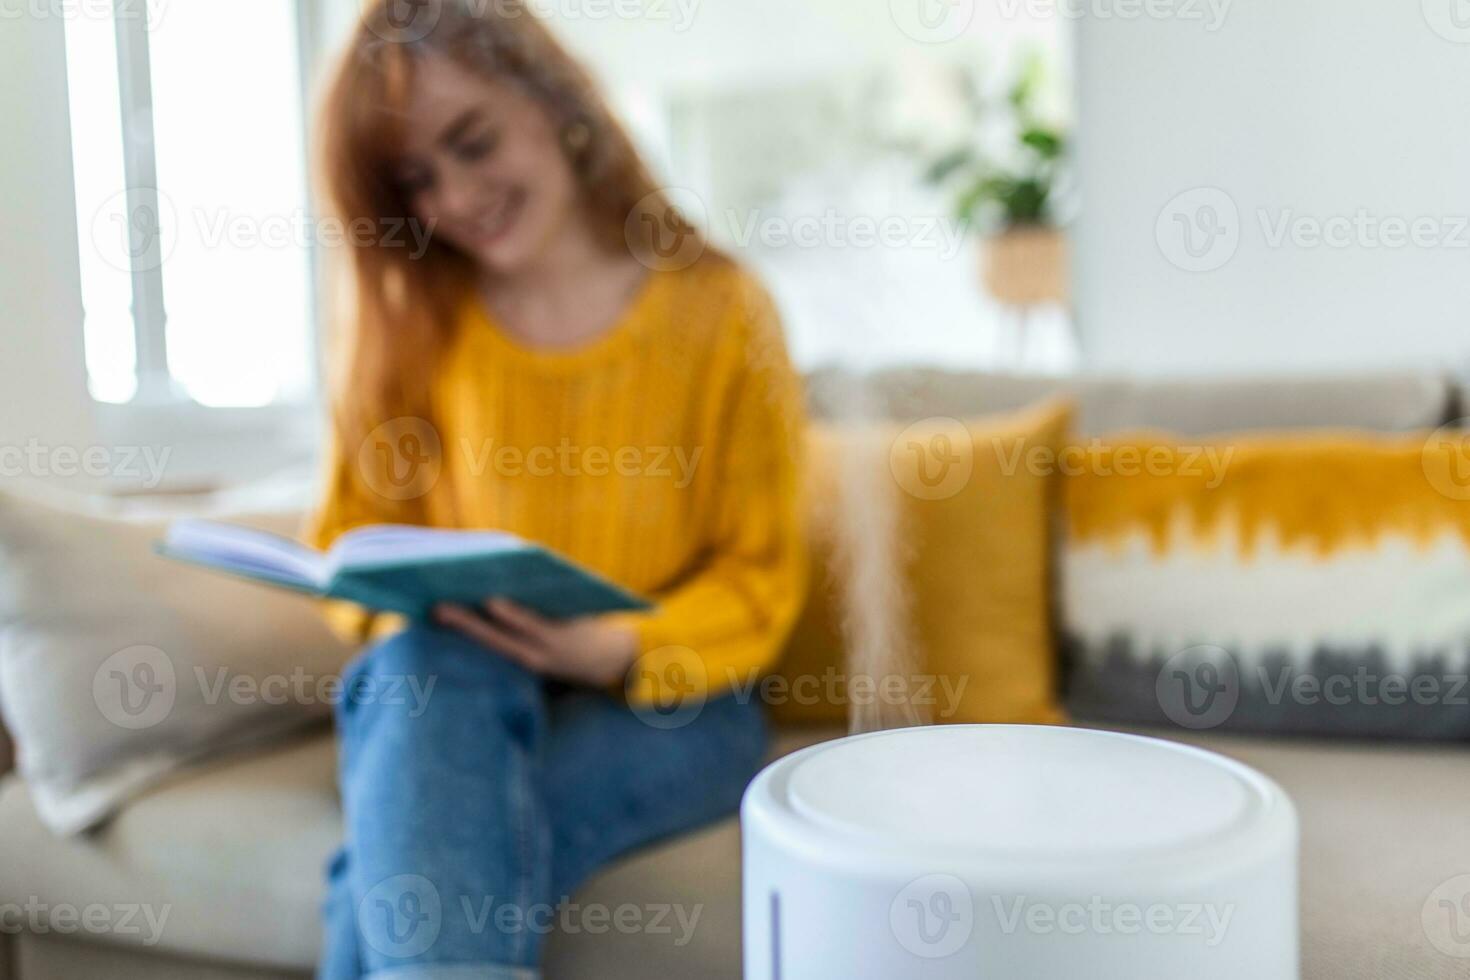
[64,0,318,409]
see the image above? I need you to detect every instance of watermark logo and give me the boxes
[194,666,437,718]
[991,895,1234,945]
[93,645,177,730]
[91,187,178,275]
[363,0,703,34]
[1156,187,1240,272]
[1257,209,1470,250]
[722,208,967,260]
[1157,656,1468,726]
[92,196,436,270]
[359,417,443,502]
[995,0,1232,30]
[889,0,976,43]
[193,208,436,259]
[723,667,971,719]
[890,417,974,501]
[0,899,171,945]
[0,0,169,28]
[1422,421,1470,501]
[461,896,703,942]
[891,874,974,958]
[521,0,702,29]
[0,439,171,488]
[366,0,443,43]
[991,436,1234,488]
[459,437,703,488]
[1258,666,1467,709]
[626,645,708,729]
[1423,874,1470,958]
[630,196,966,265]
[360,874,443,959]
[1422,0,1470,43]
[1156,644,1240,730]
[626,189,707,272]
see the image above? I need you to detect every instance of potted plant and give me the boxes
[924,52,1070,307]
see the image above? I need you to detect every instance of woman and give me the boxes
[308,2,806,976]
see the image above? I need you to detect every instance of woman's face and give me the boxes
[394,55,582,277]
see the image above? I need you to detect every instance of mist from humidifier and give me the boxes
[819,371,930,734]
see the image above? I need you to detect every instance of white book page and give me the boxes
[164,519,325,586]
[324,525,525,576]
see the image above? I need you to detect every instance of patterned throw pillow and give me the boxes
[1061,427,1470,738]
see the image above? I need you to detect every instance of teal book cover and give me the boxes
[156,520,651,621]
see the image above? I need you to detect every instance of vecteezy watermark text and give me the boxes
[0,899,170,946]
[996,0,1232,31]
[0,0,165,23]
[990,895,1235,946]
[460,438,703,490]
[1158,187,1470,273]
[888,874,1235,959]
[0,439,171,488]
[721,208,968,261]
[356,875,703,961]
[459,895,702,944]
[195,667,437,719]
[1157,646,1470,730]
[193,209,437,260]
[363,0,702,43]
[992,436,1235,489]
[726,668,970,718]
[1258,209,1470,250]
[93,646,439,730]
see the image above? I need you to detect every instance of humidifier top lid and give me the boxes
[782,725,1273,859]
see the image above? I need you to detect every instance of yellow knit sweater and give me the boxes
[306,256,808,704]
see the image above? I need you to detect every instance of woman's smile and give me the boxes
[461,188,526,247]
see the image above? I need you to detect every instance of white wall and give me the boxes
[1073,0,1470,376]
[546,0,1054,91]
[0,12,94,453]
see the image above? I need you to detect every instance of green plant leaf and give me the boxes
[953,178,994,225]
[1004,178,1051,223]
[1020,127,1063,159]
[923,147,976,185]
[918,48,1067,232]
[1008,49,1046,113]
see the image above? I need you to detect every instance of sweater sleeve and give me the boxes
[302,427,424,645]
[616,277,809,706]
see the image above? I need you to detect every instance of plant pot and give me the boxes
[981,226,1069,306]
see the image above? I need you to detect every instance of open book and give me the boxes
[157,520,650,620]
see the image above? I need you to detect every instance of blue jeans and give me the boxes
[317,625,768,980]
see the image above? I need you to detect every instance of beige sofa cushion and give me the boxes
[1149,729,1470,978]
[0,725,838,976]
[0,489,351,835]
[807,368,1453,436]
[0,724,1466,979]
[0,728,341,970]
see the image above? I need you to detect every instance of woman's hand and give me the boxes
[433,598,639,688]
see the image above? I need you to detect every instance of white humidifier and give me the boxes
[742,725,1297,979]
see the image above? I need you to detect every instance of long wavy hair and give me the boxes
[315,0,688,451]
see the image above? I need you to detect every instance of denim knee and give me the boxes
[338,624,543,732]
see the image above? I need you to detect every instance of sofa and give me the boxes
[1,367,1467,979]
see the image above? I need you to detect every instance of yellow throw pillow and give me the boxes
[773,399,1073,728]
